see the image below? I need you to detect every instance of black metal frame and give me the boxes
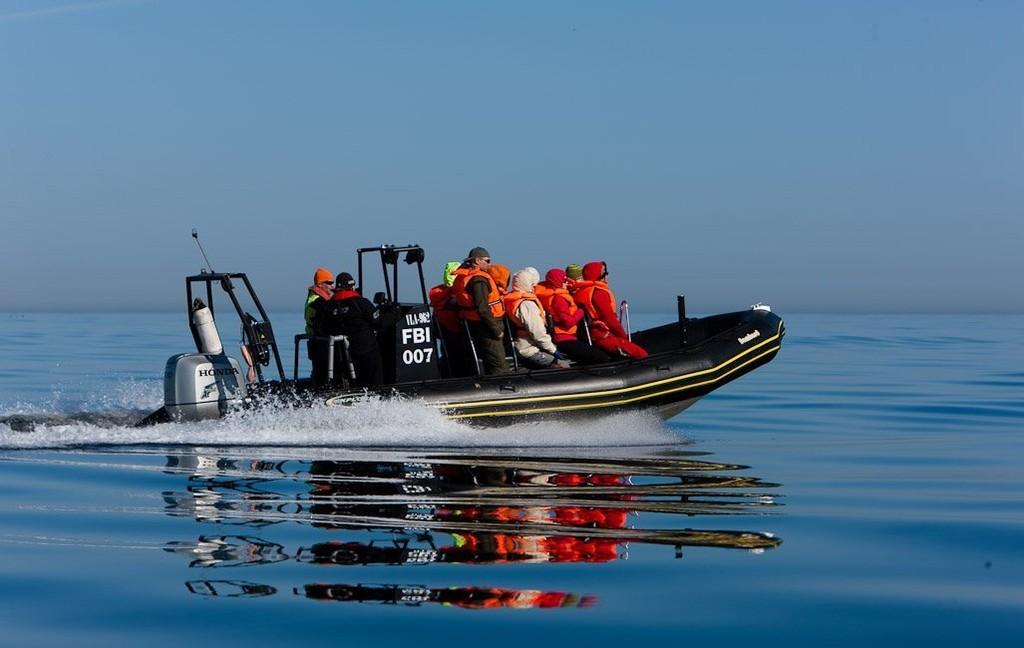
[292,333,356,385]
[356,244,428,305]
[180,245,430,386]
[184,271,287,383]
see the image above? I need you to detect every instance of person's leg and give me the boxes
[616,339,648,359]
[556,340,612,365]
[596,335,647,359]
[353,350,384,387]
[520,351,556,369]
[477,334,510,375]
[466,322,510,375]
[309,339,330,386]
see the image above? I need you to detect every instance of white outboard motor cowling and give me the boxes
[191,300,224,354]
[164,353,247,422]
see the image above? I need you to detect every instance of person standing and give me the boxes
[316,272,384,387]
[450,247,510,375]
[573,261,648,359]
[304,267,334,385]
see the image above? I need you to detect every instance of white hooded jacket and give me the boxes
[508,267,557,358]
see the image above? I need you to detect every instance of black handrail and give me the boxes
[355,245,428,304]
[184,271,287,383]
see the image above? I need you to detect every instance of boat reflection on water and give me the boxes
[187,579,595,609]
[162,448,782,609]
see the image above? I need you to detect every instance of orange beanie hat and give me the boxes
[313,268,334,285]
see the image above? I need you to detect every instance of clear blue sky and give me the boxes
[1,1,1021,313]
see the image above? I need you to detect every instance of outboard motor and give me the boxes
[163,300,247,422]
[192,298,224,354]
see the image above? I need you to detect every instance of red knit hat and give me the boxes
[544,268,567,287]
[582,261,606,281]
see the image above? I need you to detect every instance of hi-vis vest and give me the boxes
[451,267,505,321]
[304,289,328,335]
[502,291,545,337]
[534,283,578,338]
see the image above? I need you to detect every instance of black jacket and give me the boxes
[314,293,381,355]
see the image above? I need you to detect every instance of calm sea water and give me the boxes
[1,312,1022,646]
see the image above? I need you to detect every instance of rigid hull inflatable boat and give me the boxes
[137,244,784,427]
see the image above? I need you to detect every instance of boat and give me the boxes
[137,243,784,426]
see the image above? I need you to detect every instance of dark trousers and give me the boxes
[350,349,384,388]
[312,338,384,388]
[556,339,612,365]
[308,339,330,387]
[467,321,510,375]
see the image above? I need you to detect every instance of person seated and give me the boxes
[304,267,334,385]
[315,272,384,387]
[565,263,584,290]
[503,267,570,370]
[429,261,462,335]
[573,261,648,359]
[535,268,612,365]
[429,261,473,377]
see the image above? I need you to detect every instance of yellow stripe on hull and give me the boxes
[446,344,780,420]
[435,320,783,413]
[324,320,783,421]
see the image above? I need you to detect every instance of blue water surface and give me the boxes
[0,312,1022,646]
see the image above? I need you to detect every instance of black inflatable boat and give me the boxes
[138,243,784,427]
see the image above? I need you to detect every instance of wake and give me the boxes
[0,392,680,450]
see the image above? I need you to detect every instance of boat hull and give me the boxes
[324,309,784,425]
[138,309,783,427]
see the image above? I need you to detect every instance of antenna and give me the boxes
[192,228,216,273]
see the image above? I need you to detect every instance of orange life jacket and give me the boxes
[534,283,579,338]
[573,280,610,321]
[502,291,545,337]
[428,284,461,333]
[451,267,505,321]
[573,280,615,335]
